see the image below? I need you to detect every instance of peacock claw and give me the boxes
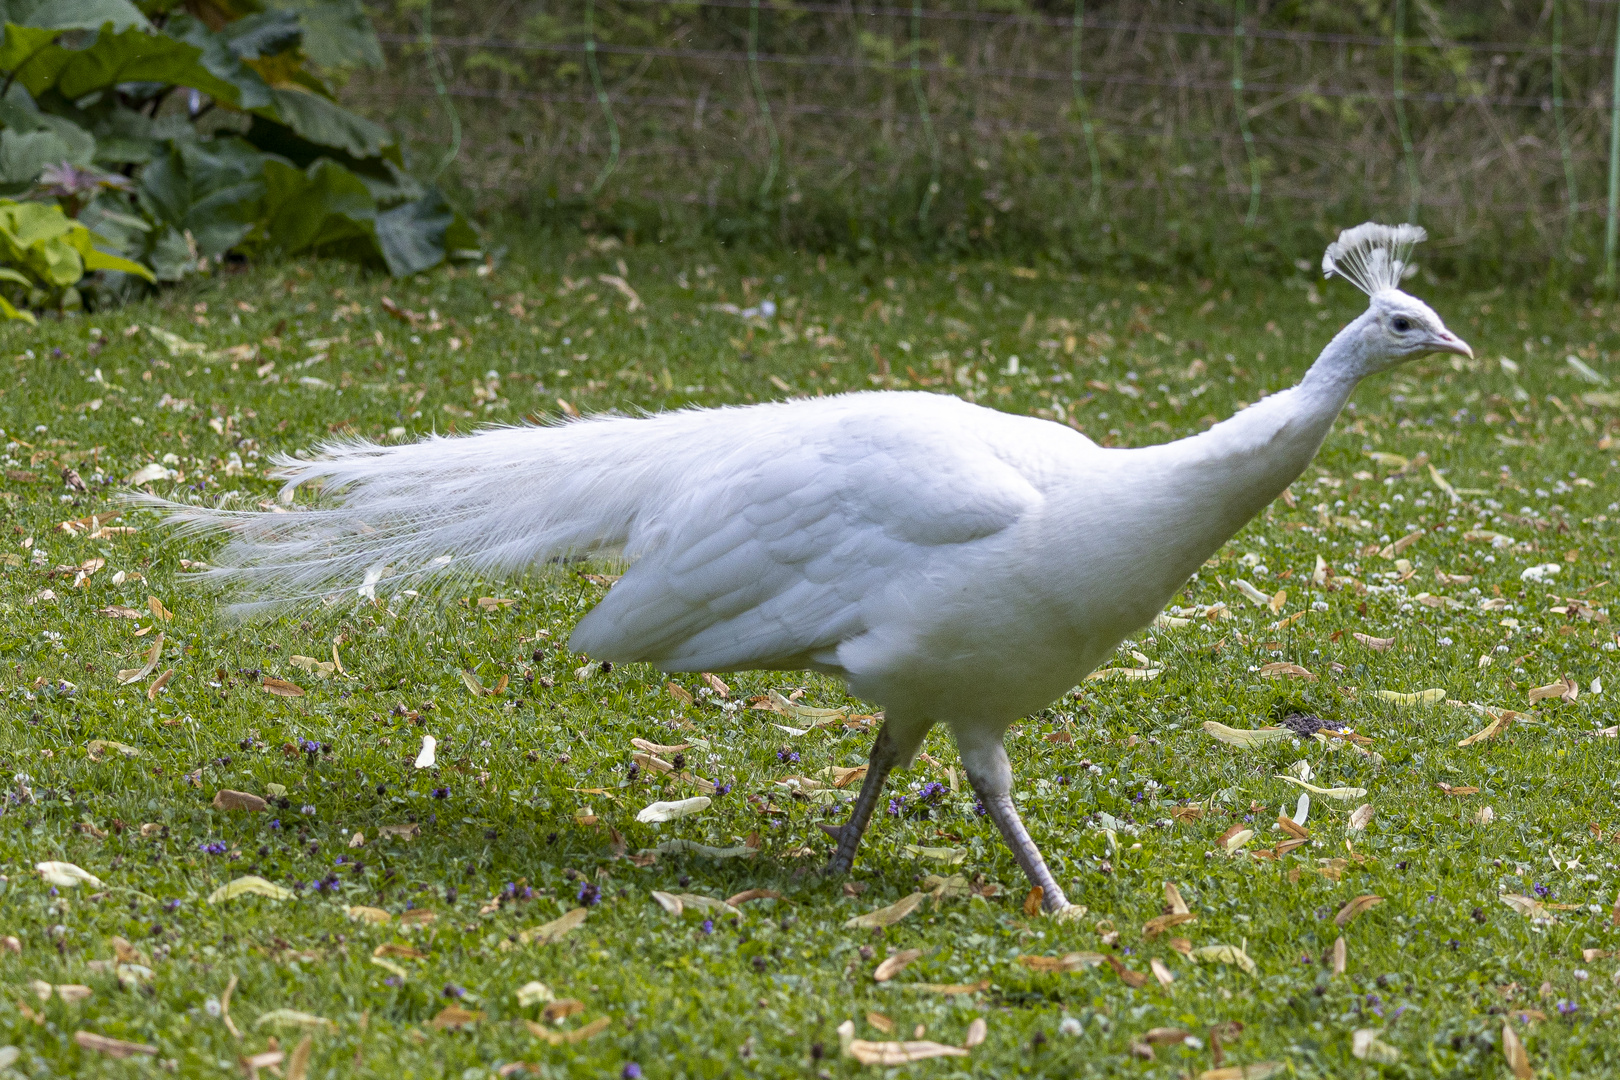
[1051,902,1089,923]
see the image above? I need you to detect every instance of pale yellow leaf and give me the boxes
[845,892,926,929]
[207,876,295,903]
[519,907,588,945]
[635,796,711,823]
[873,948,923,982]
[1352,1029,1402,1064]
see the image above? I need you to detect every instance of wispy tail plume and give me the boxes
[141,413,742,616]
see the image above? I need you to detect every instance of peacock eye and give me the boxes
[1392,317,1412,332]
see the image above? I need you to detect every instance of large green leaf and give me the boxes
[138,136,267,256]
[254,87,389,161]
[0,128,74,185]
[0,23,61,77]
[4,0,148,31]
[374,189,454,277]
[65,225,153,280]
[270,0,380,70]
[0,288,37,324]
[163,13,272,110]
[222,8,301,60]
[257,155,374,255]
[11,24,243,104]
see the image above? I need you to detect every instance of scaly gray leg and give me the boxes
[820,721,902,875]
[963,741,1071,913]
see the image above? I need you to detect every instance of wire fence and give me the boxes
[344,1,1620,278]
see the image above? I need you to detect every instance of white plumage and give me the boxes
[151,223,1471,914]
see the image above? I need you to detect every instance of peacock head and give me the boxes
[1322,222,1471,372]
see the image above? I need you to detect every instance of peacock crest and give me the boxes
[1321,222,1426,296]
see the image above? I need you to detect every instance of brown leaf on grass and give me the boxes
[212,790,268,812]
[1528,677,1578,705]
[1164,882,1190,915]
[963,1017,987,1048]
[1335,895,1384,927]
[1276,815,1309,840]
[1150,958,1176,988]
[116,633,163,684]
[147,595,172,622]
[145,669,173,701]
[830,765,868,788]
[1022,887,1044,916]
[845,892,925,929]
[262,677,304,698]
[873,949,923,982]
[397,909,436,926]
[845,1040,969,1065]
[429,1005,483,1030]
[866,1012,895,1034]
[1196,1065,1285,1080]
[1347,804,1374,832]
[519,908,587,945]
[725,889,783,908]
[475,597,515,611]
[666,681,694,705]
[346,906,391,924]
[1502,1020,1534,1080]
[1170,805,1205,823]
[524,1017,611,1045]
[1017,953,1105,973]
[373,943,425,960]
[1144,913,1196,937]
[1106,954,1150,988]
[1332,936,1347,975]
[1353,632,1394,651]
[1202,722,1288,749]
[1144,1027,1191,1046]
[1459,711,1522,747]
[100,605,143,619]
[1131,1041,1155,1061]
[1438,783,1480,796]
[909,980,990,995]
[1257,662,1315,681]
[700,672,729,698]
[541,1000,584,1023]
[75,1031,158,1058]
[285,1035,313,1080]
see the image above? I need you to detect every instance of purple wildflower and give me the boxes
[916,782,945,803]
[973,798,987,816]
[699,919,713,935]
[432,787,449,799]
[1533,882,1552,899]
[1557,1000,1577,1016]
[776,748,799,764]
[886,796,906,816]
[578,882,600,906]
[713,780,732,797]
[622,1066,642,1080]
[443,983,465,998]
[200,841,228,855]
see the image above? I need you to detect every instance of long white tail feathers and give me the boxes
[142,412,735,617]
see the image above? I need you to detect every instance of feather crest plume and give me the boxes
[1321,222,1426,296]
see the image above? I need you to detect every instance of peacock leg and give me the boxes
[820,722,902,875]
[962,741,1071,913]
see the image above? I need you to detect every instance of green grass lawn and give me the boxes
[1,233,1618,1078]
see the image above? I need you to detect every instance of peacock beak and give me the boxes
[1430,330,1472,359]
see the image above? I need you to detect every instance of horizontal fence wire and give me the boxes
[348,0,1620,270]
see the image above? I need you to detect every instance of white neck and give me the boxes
[1058,309,1379,610]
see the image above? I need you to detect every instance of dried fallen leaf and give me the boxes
[145,669,173,700]
[1335,895,1384,927]
[212,790,268,812]
[1150,958,1176,988]
[1502,1020,1534,1080]
[525,1016,611,1046]
[85,740,140,760]
[1022,887,1044,916]
[1352,632,1395,651]
[1258,662,1315,681]
[378,823,419,840]
[254,1010,336,1032]
[37,861,102,889]
[845,1039,969,1065]
[725,888,783,908]
[116,632,163,684]
[1106,954,1150,988]
[963,1017,987,1048]
[414,735,437,769]
[75,1031,157,1058]
[1165,881,1190,915]
[519,907,588,945]
[430,1005,484,1030]
[261,677,305,698]
[874,949,923,982]
[1375,687,1446,706]
[845,892,926,929]
[1352,1029,1402,1064]
[207,876,295,904]
[1144,913,1197,937]
[285,1035,313,1080]
[1196,1065,1285,1080]
[1528,677,1578,705]
[1347,804,1374,832]
[1202,722,1288,748]
[1017,953,1106,973]
[1500,894,1549,919]
[1191,943,1257,975]
[1085,666,1162,682]
[1458,710,1522,747]
[1274,775,1367,801]
[346,906,391,924]
[1331,936,1347,975]
[635,796,711,823]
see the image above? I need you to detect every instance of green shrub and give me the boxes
[0,0,475,319]
[0,196,151,321]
